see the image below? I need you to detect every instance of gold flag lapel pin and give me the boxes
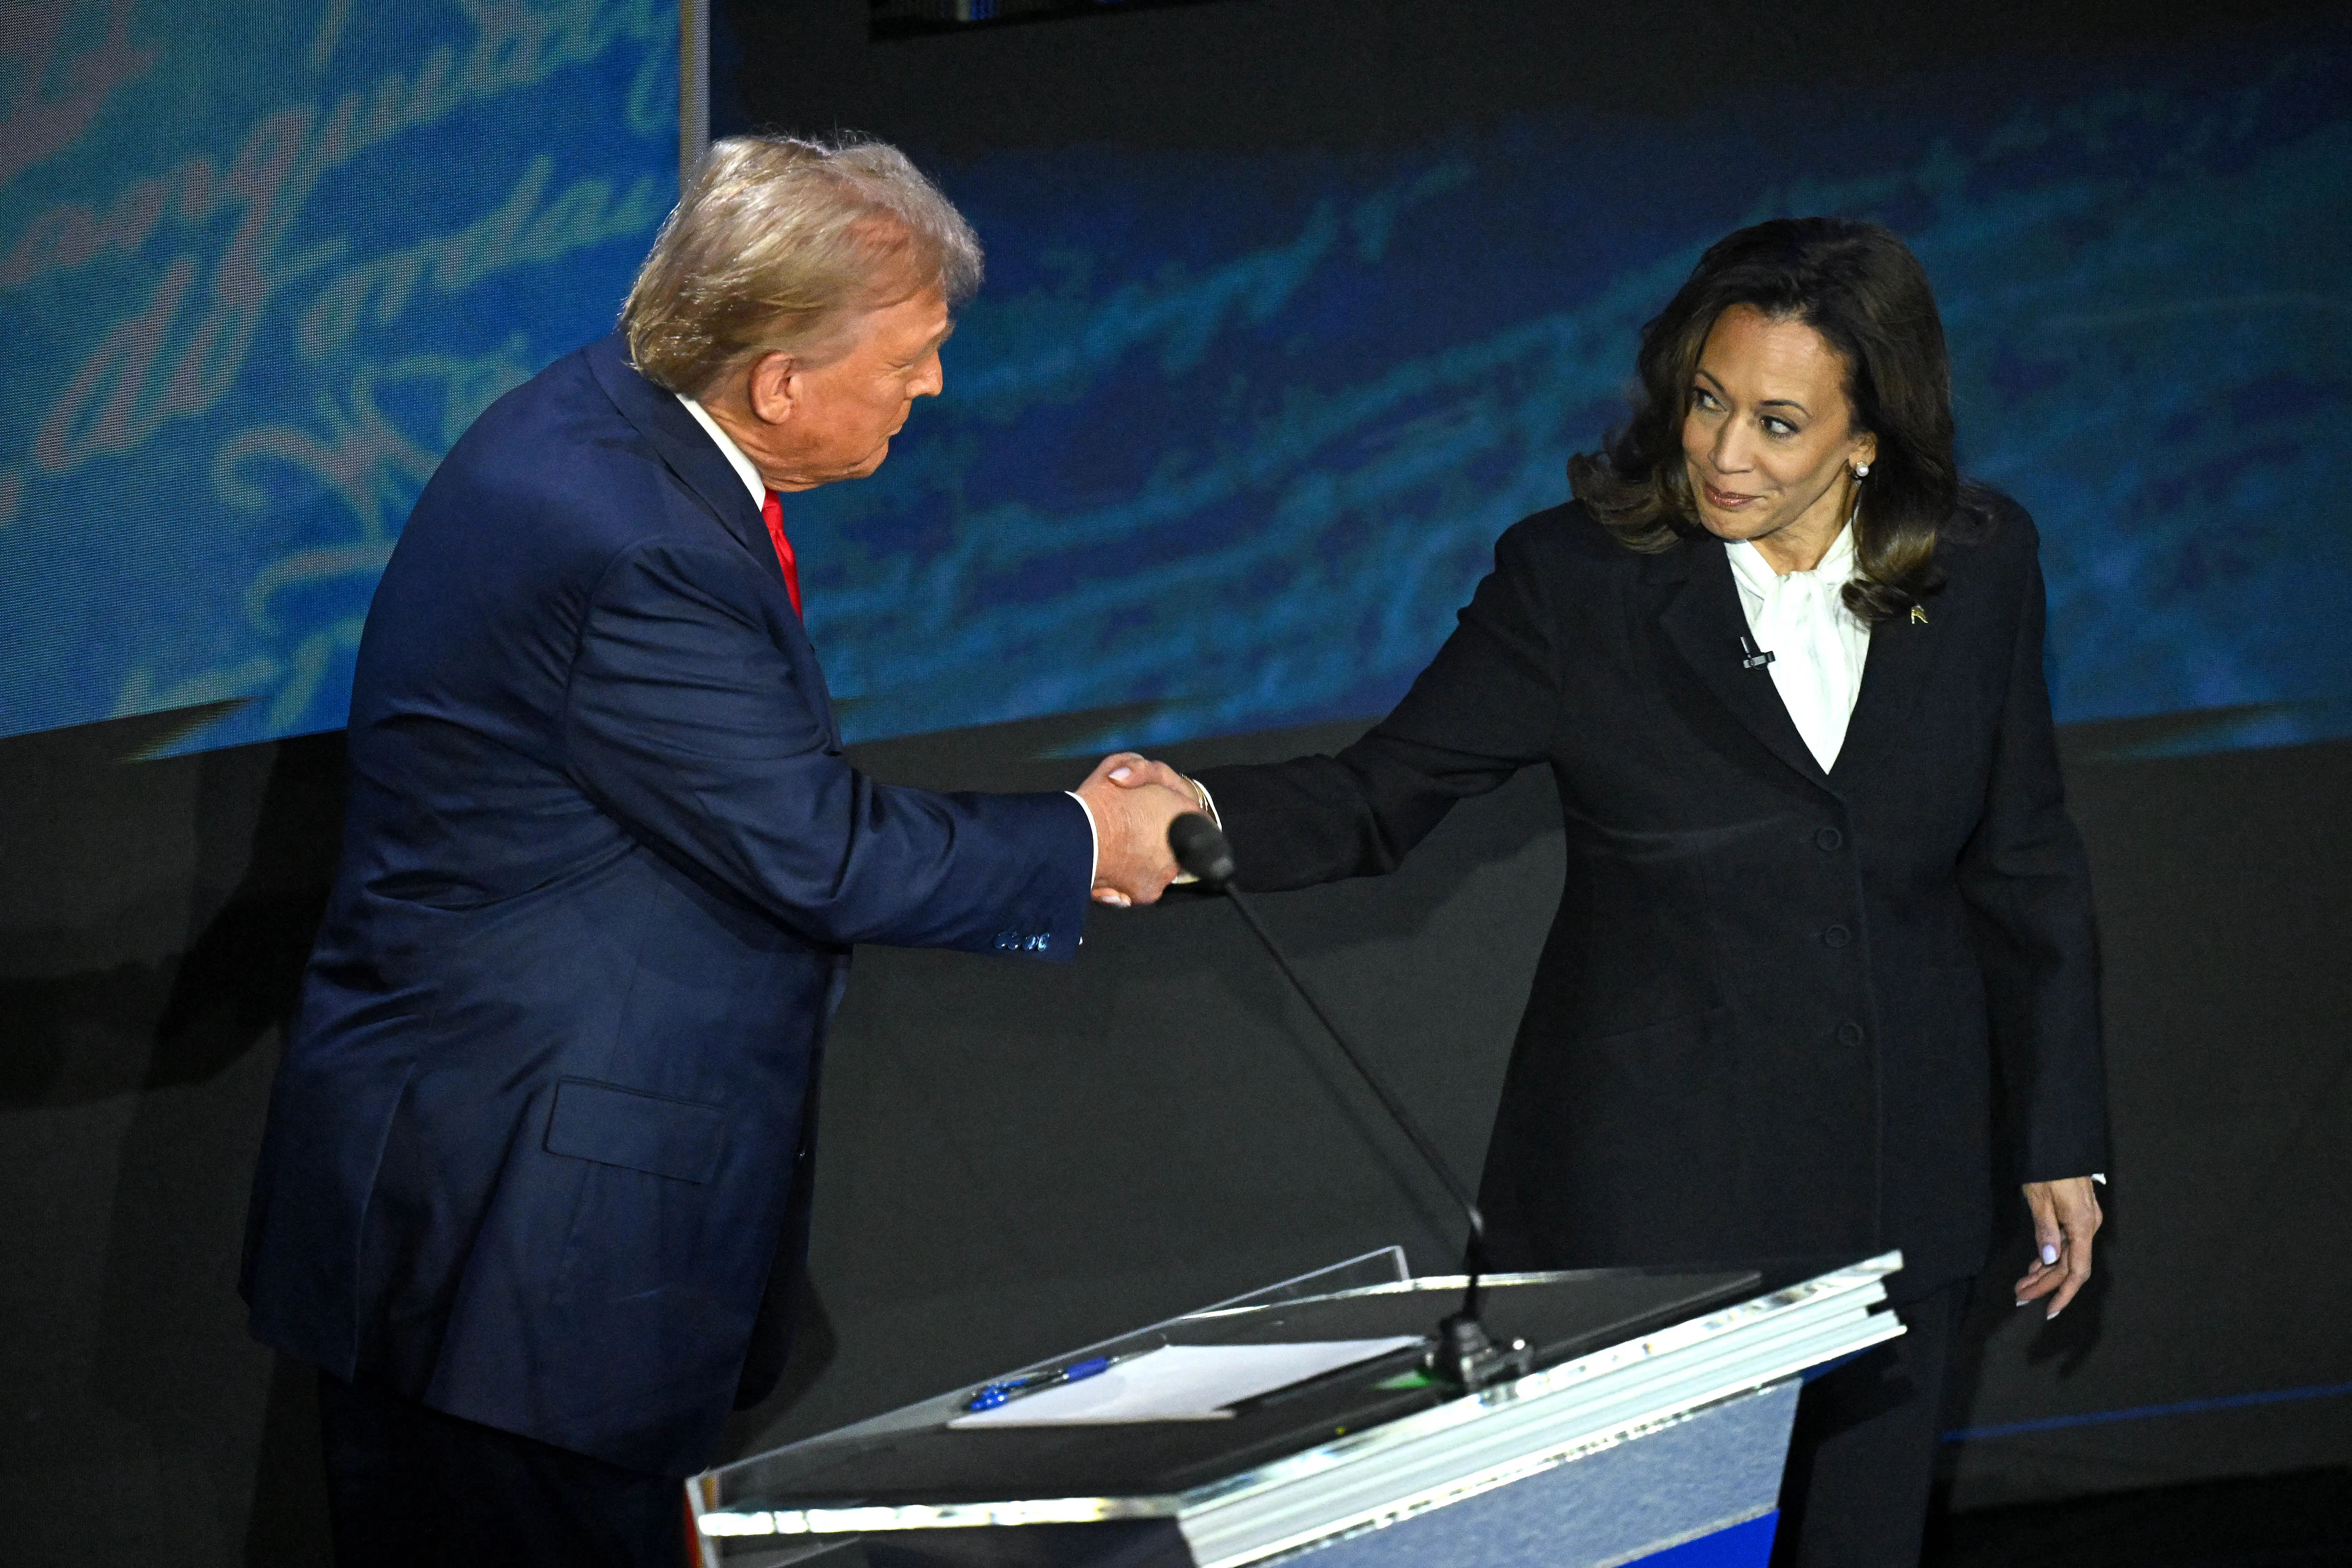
[1911,604,1930,625]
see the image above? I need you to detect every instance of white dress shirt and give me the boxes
[1725,522,1872,773]
[678,396,766,506]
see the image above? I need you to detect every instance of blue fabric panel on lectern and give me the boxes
[1292,1380,1798,1568]
[1633,1511,1780,1567]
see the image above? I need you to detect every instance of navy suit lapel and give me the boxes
[1651,535,1833,791]
[584,334,771,559]
[583,334,843,751]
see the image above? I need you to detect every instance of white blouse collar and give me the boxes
[1727,518,1857,594]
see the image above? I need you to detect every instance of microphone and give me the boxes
[1167,813,1532,1392]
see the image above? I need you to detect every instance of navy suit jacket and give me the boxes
[241,333,1093,1475]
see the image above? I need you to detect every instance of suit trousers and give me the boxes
[317,1370,688,1568]
[1770,1280,1969,1568]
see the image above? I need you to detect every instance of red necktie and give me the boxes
[761,489,802,617]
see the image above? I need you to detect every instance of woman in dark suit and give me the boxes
[1127,218,2109,1565]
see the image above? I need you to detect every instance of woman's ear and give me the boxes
[1851,431,1879,475]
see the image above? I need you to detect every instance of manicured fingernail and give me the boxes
[2040,1244,2059,1265]
[2046,1306,2063,1320]
[2014,1298,2029,1308]
[1110,767,1132,781]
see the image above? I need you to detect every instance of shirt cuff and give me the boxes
[1166,776,1220,885]
[1065,790,1099,887]
[1190,777,1222,828]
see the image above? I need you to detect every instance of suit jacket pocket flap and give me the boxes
[546,1078,725,1183]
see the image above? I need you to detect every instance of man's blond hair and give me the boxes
[621,135,982,397]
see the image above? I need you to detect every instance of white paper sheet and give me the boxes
[947,1338,1424,1428]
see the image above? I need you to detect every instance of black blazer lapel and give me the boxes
[1830,591,1945,786]
[1651,536,1833,791]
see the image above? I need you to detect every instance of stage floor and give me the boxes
[1927,1466,2352,1567]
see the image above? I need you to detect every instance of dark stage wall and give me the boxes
[2,705,2348,1563]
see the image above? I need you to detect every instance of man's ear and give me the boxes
[745,351,798,427]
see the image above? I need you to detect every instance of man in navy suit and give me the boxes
[240,135,1199,1567]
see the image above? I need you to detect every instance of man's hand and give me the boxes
[1075,753,1201,907]
[2014,1176,2103,1320]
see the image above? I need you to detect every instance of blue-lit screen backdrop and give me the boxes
[4,5,2347,762]
[1,0,679,749]
[780,17,2352,759]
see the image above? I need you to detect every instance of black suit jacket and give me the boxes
[1197,494,2107,1296]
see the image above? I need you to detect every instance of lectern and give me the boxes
[691,1250,1903,1568]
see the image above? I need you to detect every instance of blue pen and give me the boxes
[963,1346,1152,1412]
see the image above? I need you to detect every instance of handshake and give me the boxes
[1073,751,1214,907]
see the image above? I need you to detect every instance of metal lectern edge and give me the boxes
[1174,1259,1903,1567]
[696,1252,1902,1559]
[1181,1265,1890,1515]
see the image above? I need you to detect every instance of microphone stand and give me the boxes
[1168,814,1533,1393]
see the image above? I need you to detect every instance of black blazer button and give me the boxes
[1816,826,1844,851]
[1823,924,1851,949]
[1837,1021,1865,1046]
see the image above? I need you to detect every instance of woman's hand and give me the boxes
[1098,754,1199,800]
[2014,1176,2103,1320]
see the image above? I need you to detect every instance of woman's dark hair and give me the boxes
[1568,217,1959,622]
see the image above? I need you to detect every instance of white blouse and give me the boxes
[1725,523,1872,772]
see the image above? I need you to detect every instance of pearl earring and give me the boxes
[1852,462,1871,478]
